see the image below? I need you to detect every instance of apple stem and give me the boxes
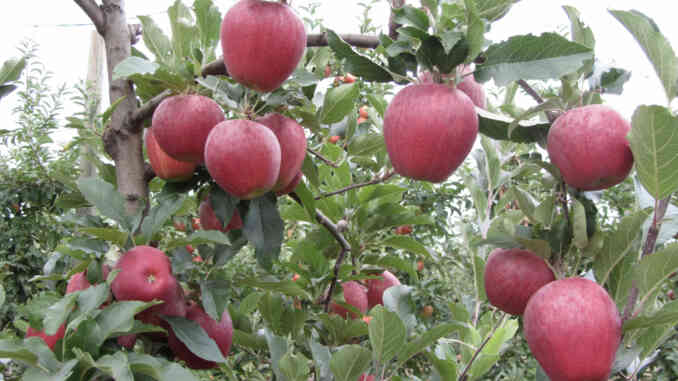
[458,313,507,381]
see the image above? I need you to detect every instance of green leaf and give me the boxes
[163,316,226,363]
[628,105,678,200]
[236,278,311,300]
[325,30,393,82]
[166,230,231,249]
[208,187,238,229]
[0,57,26,84]
[168,1,197,64]
[137,16,173,66]
[320,83,360,124]
[594,209,650,286]
[571,199,588,249]
[192,0,221,62]
[140,192,187,244]
[477,108,550,144]
[94,352,134,381]
[416,36,469,74]
[78,227,128,247]
[43,294,77,336]
[329,345,372,381]
[392,6,430,31]
[465,0,486,62]
[396,322,469,369]
[632,242,678,309]
[77,177,134,232]
[264,329,290,381]
[127,352,200,381]
[369,305,406,365]
[475,33,594,86]
[279,351,310,381]
[97,301,161,341]
[309,339,333,381]
[22,359,78,381]
[0,84,16,101]
[598,67,631,95]
[624,299,678,331]
[242,194,284,270]
[294,180,317,221]
[347,132,386,157]
[610,10,678,101]
[562,6,595,49]
[468,318,519,380]
[474,0,515,21]
[380,235,432,259]
[383,285,416,332]
[113,56,161,81]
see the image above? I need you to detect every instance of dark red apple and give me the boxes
[255,113,307,192]
[151,94,225,163]
[329,281,368,319]
[117,334,137,349]
[275,171,302,196]
[524,278,621,381]
[366,271,401,309]
[547,105,633,190]
[168,303,233,369]
[198,199,243,232]
[221,0,306,92]
[145,128,197,182]
[383,83,478,182]
[26,324,66,350]
[484,248,555,315]
[204,119,281,199]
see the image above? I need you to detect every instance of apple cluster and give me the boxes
[328,271,401,319]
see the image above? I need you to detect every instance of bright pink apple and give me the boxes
[383,83,478,182]
[221,0,307,92]
[255,113,307,192]
[275,171,302,196]
[418,65,486,109]
[199,199,243,232]
[524,278,621,381]
[484,248,555,315]
[547,105,633,190]
[168,303,233,369]
[151,94,225,163]
[145,128,197,181]
[204,119,281,199]
[25,324,66,350]
[329,281,368,319]
[366,271,401,309]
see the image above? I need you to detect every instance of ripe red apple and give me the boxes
[343,73,356,83]
[329,135,341,144]
[359,106,369,119]
[117,334,137,349]
[145,128,197,182]
[255,113,307,192]
[204,119,281,199]
[547,105,633,190]
[418,65,486,109]
[168,303,233,369]
[275,171,302,196]
[484,248,555,315]
[524,278,621,381]
[151,94,225,163]
[420,305,434,318]
[394,225,412,235]
[366,271,401,309]
[221,0,306,92]
[417,260,424,272]
[26,324,66,350]
[383,83,478,182]
[329,281,368,319]
[66,272,91,294]
[358,374,375,381]
[192,218,201,230]
[111,246,186,329]
[198,199,243,232]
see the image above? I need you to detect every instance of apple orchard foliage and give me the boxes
[3,0,678,380]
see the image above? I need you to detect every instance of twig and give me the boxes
[74,0,104,35]
[307,147,339,168]
[517,79,560,123]
[459,313,507,381]
[129,89,172,128]
[315,171,395,200]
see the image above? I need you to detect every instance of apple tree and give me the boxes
[2,0,678,380]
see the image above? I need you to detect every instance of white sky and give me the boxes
[0,0,676,147]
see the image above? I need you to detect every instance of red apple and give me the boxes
[547,105,633,190]
[359,106,369,119]
[383,83,478,182]
[151,94,225,163]
[145,128,197,181]
[168,303,233,369]
[417,260,424,272]
[366,271,401,309]
[199,199,243,232]
[484,248,555,315]
[343,73,356,83]
[358,374,375,381]
[329,281,368,319]
[204,119,281,199]
[66,272,91,294]
[329,135,341,144]
[174,221,186,232]
[275,171,302,196]
[418,65,486,109]
[185,245,194,254]
[324,65,332,78]
[26,324,66,350]
[524,278,621,381]
[221,0,306,92]
[420,305,434,318]
[255,113,307,192]
[192,218,201,230]
[117,334,137,349]
[394,225,412,235]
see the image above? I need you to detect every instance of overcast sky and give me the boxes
[0,0,676,147]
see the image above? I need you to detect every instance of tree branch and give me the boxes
[307,147,339,168]
[315,170,395,200]
[201,33,380,77]
[129,89,172,129]
[74,0,105,35]
[517,79,560,123]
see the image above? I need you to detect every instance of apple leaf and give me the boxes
[464,0,485,63]
[631,242,678,310]
[477,108,550,144]
[97,301,162,341]
[43,293,77,336]
[369,305,407,366]
[347,132,386,157]
[163,316,226,363]
[416,35,469,74]
[593,209,650,287]
[139,192,187,245]
[242,193,284,271]
[627,105,678,200]
[380,235,432,259]
[127,352,200,381]
[624,299,678,331]
[383,285,416,333]
[279,351,311,381]
[610,10,678,102]
[22,358,79,381]
[0,57,26,84]
[137,16,173,67]
[0,338,50,372]
[264,329,290,381]
[77,228,128,248]
[236,278,311,300]
[634,176,678,247]
[329,345,372,381]
[596,66,631,95]
[562,6,595,49]
[309,339,333,381]
[571,199,588,250]
[293,180,316,221]
[0,84,17,102]
[192,0,221,64]
[392,6,429,31]
[395,322,470,369]
[468,318,519,379]
[325,30,393,82]
[93,352,134,381]
[208,187,239,228]
[320,83,360,124]
[168,1,197,66]
[77,177,135,233]
[474,0,515,22]
[426,349,458,380]
[474,32,594,86]
[165,230,231,249]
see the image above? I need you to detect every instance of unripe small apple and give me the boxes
[417,260,424,272]
[547,105,633,190]
[151,95,225,163]
[420,305,434,318]
[484,248,555,315]
[384,83,478,182]
[366,271,401,309]
[359,106,369,119]
[524,278,621,381]
[394,225,412,235]
[329,281,368,319]
[204,119,281,199]
[221,0,306,92]
[329,135,341,144]
[145,128,197,182]
[256,113,307,192]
